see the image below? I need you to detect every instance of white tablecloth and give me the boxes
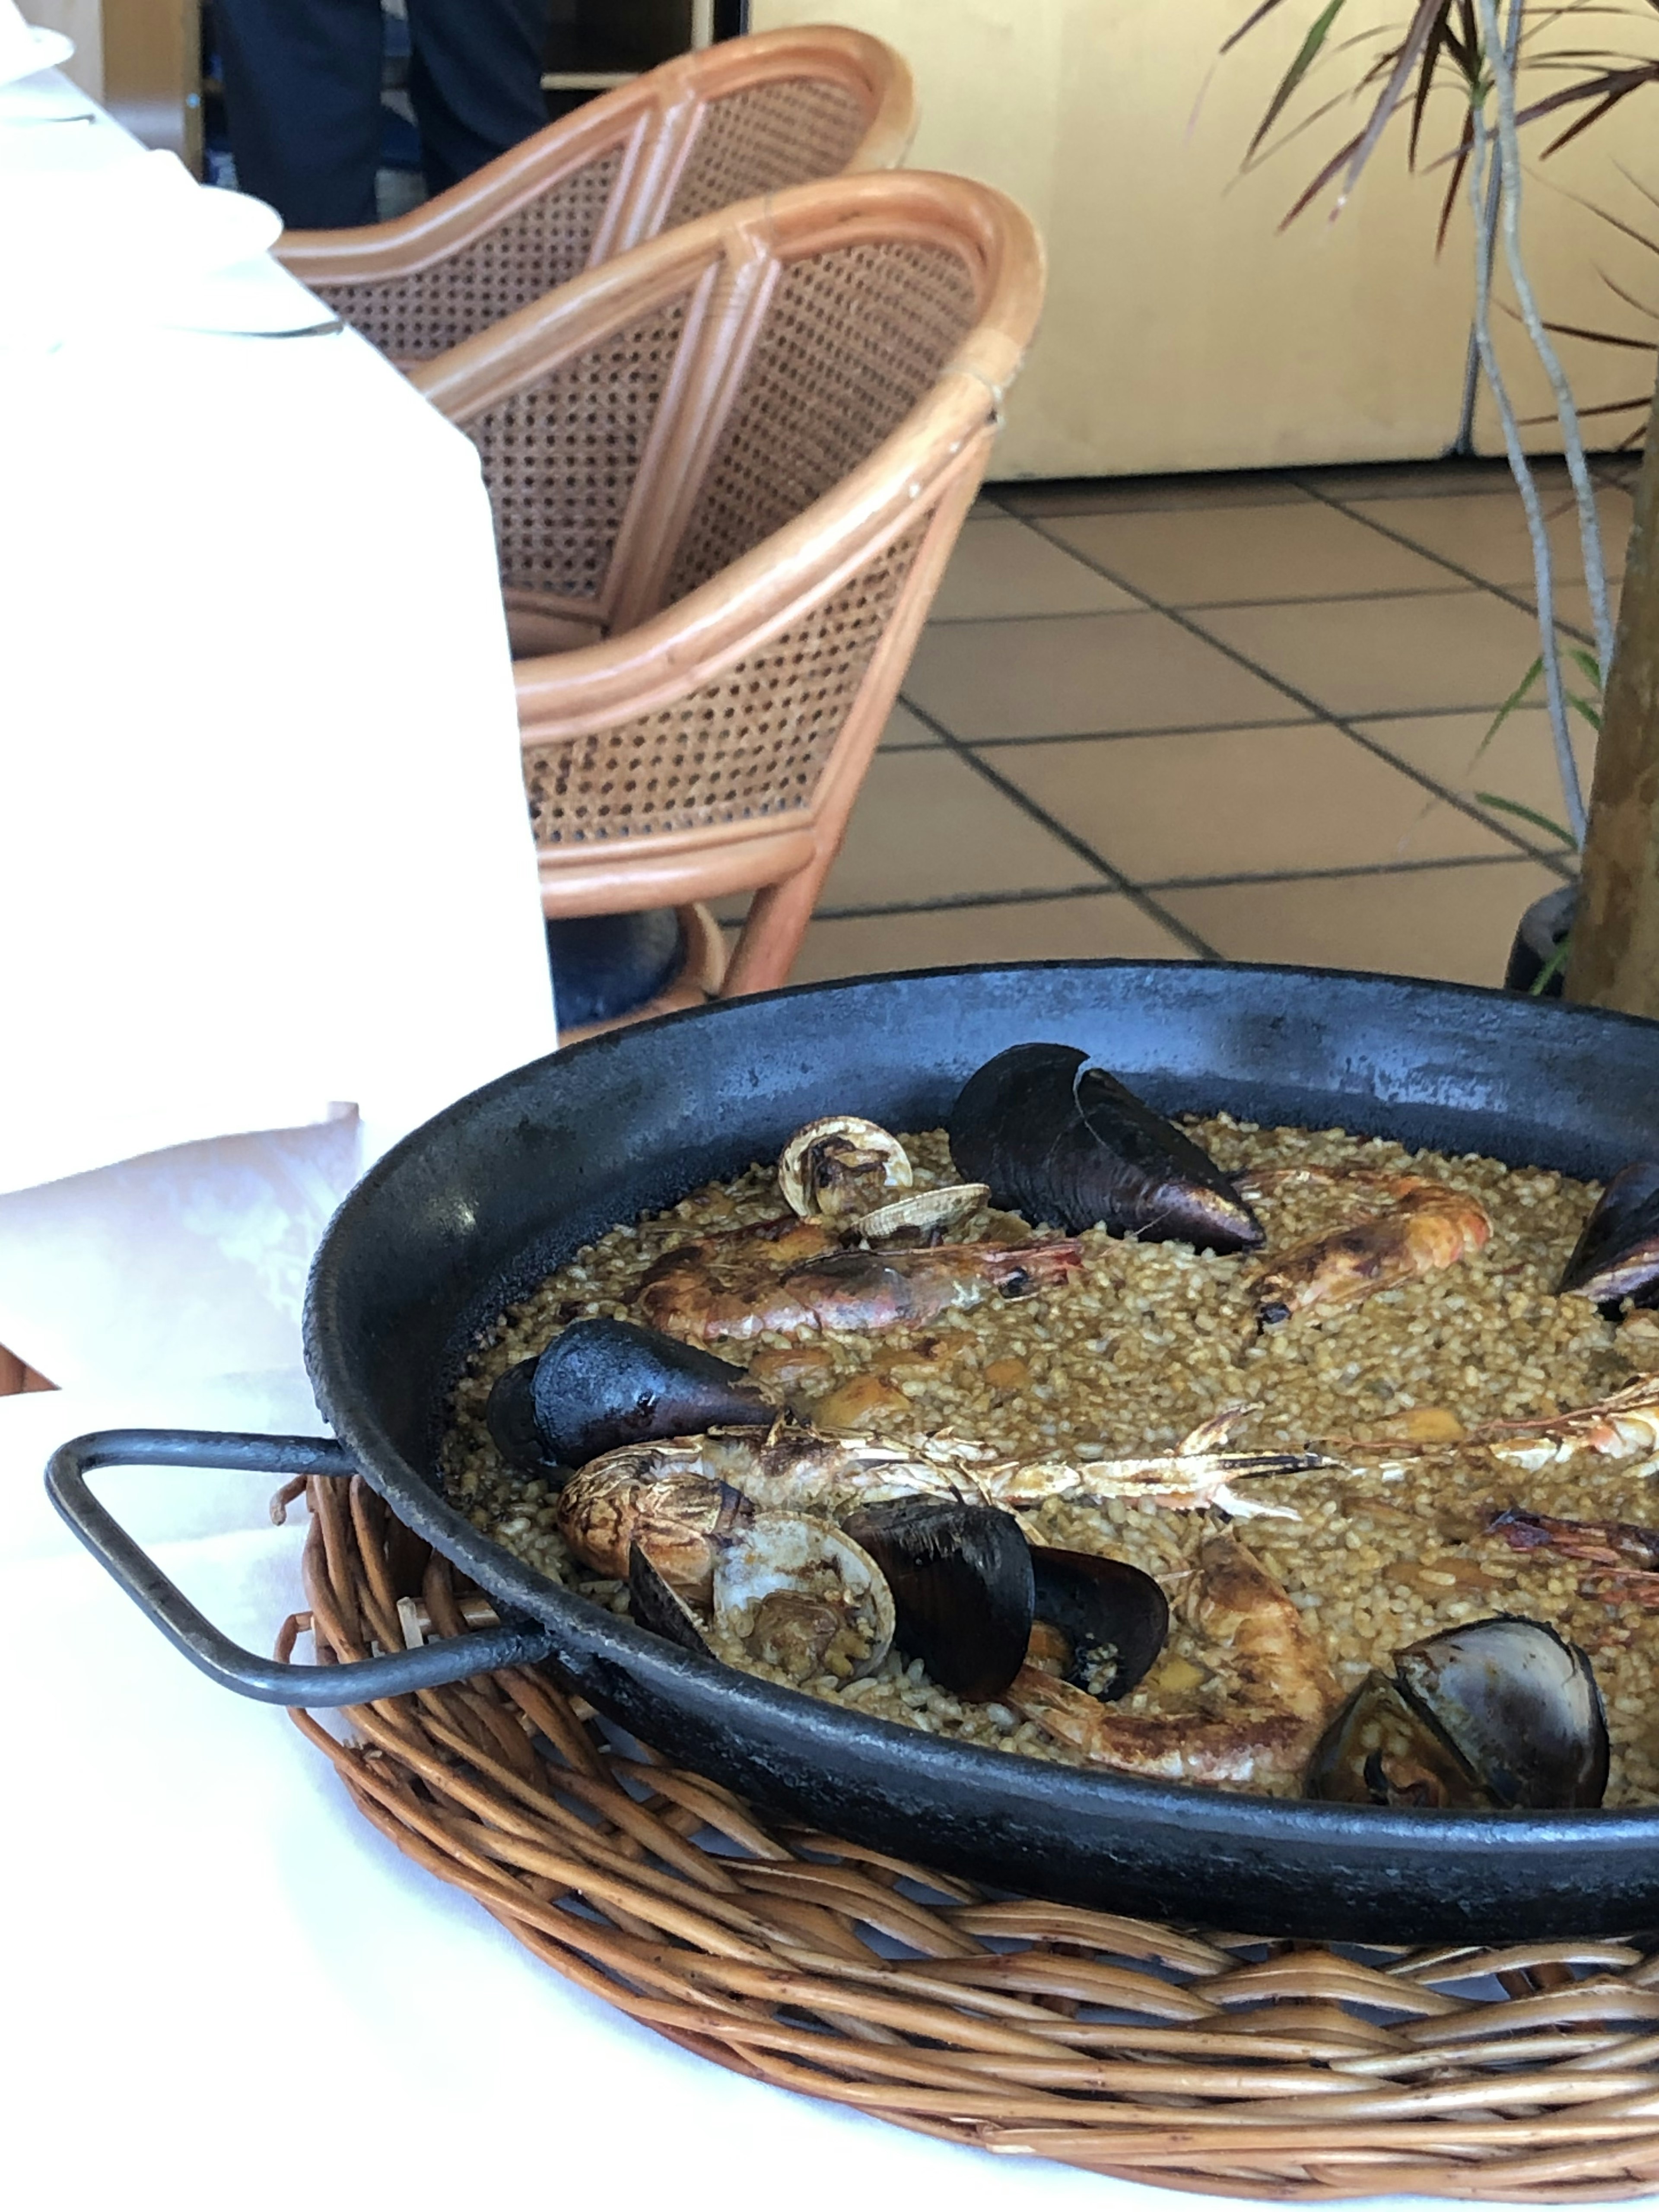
[0,76,556,1388]
[1,1375,1456,2212]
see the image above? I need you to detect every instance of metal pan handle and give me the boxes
[46,1428,556,1705]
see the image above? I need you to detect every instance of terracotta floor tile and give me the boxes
[903,610,1297,739]
[817,749,1099,910]
[1516,578,1621,648]
[1191,590,1545,716]
[1354,708,1593,856]
[990,724,1509,882]
[1347,483,1632,590]
[788,893,1193,982]
[998,472,1312,517]
[880,700,940,749]
[930,517,1138,620]
[1158,859,1561,987]
[1043,502,1452,608]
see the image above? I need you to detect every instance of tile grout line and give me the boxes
[1002,509,1575,884]
[811,849,1550,923]
[1287,471,1599,647]
[928,580,1507,626]
[890,688,1226,960]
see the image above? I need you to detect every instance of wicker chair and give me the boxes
[274,27,915,364]
[408,171,1044,1002]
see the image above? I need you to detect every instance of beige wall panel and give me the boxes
[27,0,103,99]
[754,0,1658,478]
[754,0,1474,476]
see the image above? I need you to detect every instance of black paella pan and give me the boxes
[46,962,1659,1942]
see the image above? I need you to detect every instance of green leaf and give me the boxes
[1466,658,1543,776]
[1529,928,1573,996]
[1567,646,1603,690]
[1245,0,1351,162]
[1475,791,1578,846]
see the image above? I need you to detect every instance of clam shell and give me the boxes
[779,1116,912,1220]
[712,1510,895,1684]
[856,1183,990,1241]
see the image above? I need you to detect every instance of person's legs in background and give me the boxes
[215,0,385,227]
[404,0,555,197]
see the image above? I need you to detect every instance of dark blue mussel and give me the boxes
[841,1499,1170,1706]
[842,1498,1036,1699]
[486,1317,772,1477]
[1558,1160,1659,1310]
[1028,1546,1170,1703]
[947,1041,1262,1250]
[1308,1615,1608,1810]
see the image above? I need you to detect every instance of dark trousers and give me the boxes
[216,0,554,229]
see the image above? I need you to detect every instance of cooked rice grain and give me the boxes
[442,1119,1659,1802]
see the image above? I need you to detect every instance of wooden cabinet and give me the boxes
[30,0,200,168]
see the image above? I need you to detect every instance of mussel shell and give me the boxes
[484,1360,566,1479]
[1029,1546,1170,1701]
[531,1317,772,1468]
[1559,1160,1659,1309]
[842,1497,1035,1701]
[627,1542,712,1659]
[1395,1615,1610,1810]
[947,1042,1262,1251]
[1306,1672,1492,1808]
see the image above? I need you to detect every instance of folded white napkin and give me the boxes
[0,2,72,87]
[0,147,282,347]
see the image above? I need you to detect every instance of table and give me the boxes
[0,72,556,1390]
[0,1374,1348,2212]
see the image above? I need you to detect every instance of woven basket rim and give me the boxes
[278,1472,1659,2205]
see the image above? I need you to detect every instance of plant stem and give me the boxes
[1473,0,1617,685]
[1464,40,1587,847]
[1454,0,1519,454]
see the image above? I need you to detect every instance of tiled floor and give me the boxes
[760,455,1633,989]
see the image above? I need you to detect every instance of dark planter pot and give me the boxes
[544,909,684,1029]
[1504,882,1576,998]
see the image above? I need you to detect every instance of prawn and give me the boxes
[1237,1166,1491,1325]
[637,1215,1084,1342]
[1005,1534,1341,1792]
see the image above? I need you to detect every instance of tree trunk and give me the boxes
[1566,375,1659,1014]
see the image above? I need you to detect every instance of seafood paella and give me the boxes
[442,1041,1659,1811]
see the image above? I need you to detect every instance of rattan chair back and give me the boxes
[275,27,916,362]
[409,170,1044,1001]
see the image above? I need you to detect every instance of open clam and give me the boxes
[948,1042,1262,1251]
[779,1117,911,1221]
[710,1511,895,1684]
[1559,1161,1659,1311]
[1308,1616,1609,1810]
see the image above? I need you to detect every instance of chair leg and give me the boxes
[0,1345,54,1394]
[720,856,831,996]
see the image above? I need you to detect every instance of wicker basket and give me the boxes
[280,1471,1659,2203]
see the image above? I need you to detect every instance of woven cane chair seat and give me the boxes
[275,28,916,362]
[409,170,1044,1002]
